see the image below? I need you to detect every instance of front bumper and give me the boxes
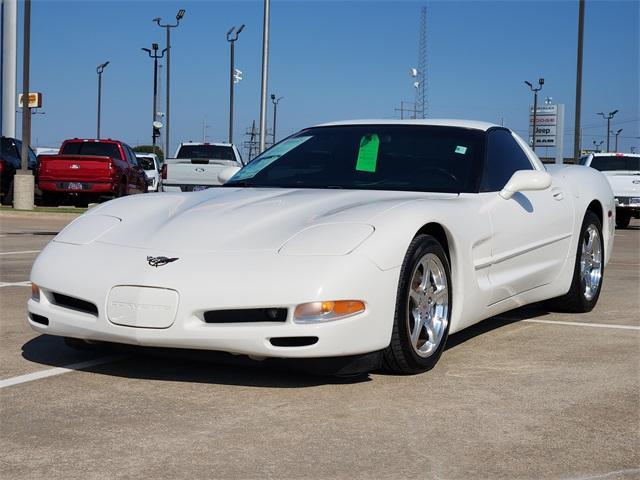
[28,241,399,358]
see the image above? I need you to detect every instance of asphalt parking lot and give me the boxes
[1,211,638,480]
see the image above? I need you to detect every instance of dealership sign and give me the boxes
[528,103,565,164]
[18,92,43,109]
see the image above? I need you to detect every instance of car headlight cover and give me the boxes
[279,223,374,256]
[53,214,121,245]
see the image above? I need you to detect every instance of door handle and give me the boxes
[551,188,564,201]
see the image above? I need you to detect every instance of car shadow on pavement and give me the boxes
[21,336,372,388]
[445,302,551,351]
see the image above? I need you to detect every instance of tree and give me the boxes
[133,145,164,161]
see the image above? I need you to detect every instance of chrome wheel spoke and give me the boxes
[580,224,602,301]
[406,252,449,359]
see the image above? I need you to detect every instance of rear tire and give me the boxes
[1,180,14,206]
[115,181,126,198]
[382,234,452,374]
[547,211,603,313]
[616,213,630,229]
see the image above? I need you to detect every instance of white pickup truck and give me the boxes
[580,152,640,228]
[161,142,244,192]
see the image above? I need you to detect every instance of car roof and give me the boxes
[314,119,499,131]
[590,152,640,158]
[180,142,233,147]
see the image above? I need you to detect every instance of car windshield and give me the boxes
[225,125,485,193]
[61,142,122,160]
[590,155,640,171]
[137,157,156,170]
[177,145,235,161]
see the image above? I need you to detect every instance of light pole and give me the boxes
[574,0,585,161]
[270,94,283,145]
[258,0,270,153]
[597,110,618,152]
[593,140,604,152]
[142,43,166,157]
[525,78,544,152]
[226,24,245,145]
[154,8,185,159]
[614,128,623,152]
[15,0,33,210]
[96,61,109,139]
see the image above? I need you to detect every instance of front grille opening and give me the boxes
[51,292,99,316]
[270,336,319,347]
[203,308,288,324]
[29,313,49,326]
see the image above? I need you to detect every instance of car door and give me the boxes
[482,129,574,305]
[124,146,144,193]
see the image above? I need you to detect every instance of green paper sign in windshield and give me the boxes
[356,134,380,172]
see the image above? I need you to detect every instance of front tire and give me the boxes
[547,211,604,313]
[383,235,452,374]
[1,180,14,206]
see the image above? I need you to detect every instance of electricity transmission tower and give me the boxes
[416,5,427,118]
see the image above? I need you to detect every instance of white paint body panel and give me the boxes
[28,122,615,359]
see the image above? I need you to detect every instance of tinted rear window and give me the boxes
[590,155,640,171]
[61,142,122,160]
[177,145,235,160]
[137,157,156,170]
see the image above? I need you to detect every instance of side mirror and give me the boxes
[217,166,241,184]
[499,170,551,199]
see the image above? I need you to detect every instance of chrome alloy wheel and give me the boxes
[407,253,449,358]
[580,224,602,301]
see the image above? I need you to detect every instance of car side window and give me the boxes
[124,146,138,166]
[481,129,534,192]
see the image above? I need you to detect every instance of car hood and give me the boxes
[90,187,457,253]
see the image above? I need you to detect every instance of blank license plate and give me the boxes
[68,182,83,190]
[630,197,640,205]
[192,185,207,192]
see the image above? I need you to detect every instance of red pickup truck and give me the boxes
[38,138,148,206]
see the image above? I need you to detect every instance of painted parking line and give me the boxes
[0,281,31,288]
[0,250,41,256]
[523,319,640,331]
[0,355,127,389]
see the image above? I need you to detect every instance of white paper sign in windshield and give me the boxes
[231,136,313,181]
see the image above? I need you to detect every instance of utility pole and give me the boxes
[96,61,109,138]
[142,43,166,157]
[525,78,544,151]
[573,0,585,161]
[154,9,185,160]
[270,94,283,144]
[226,24,245,145]
[597,110,618,152]
[258,0,270,153]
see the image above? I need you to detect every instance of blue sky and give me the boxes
[11,0,640,156]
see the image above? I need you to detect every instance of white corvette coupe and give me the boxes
[28,120,614,375]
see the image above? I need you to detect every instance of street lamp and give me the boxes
[142,43,166,157]
[226,24,245,144]
[597,109,619,152]
[270,94,283,145]
[524,78,544,152]
[593,140,604,152]
[614,128,623,152]
[96,61,110,139]
[154,9,185,159]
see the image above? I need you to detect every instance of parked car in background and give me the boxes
[161,142,243,192]
[135,152,161,192]
[580,152,640,228]
[1,136,38,206]
[35,147,60,156]
[37,138,147,207]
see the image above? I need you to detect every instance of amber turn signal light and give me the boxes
[31,283,40,302]
[294,300,365,322]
